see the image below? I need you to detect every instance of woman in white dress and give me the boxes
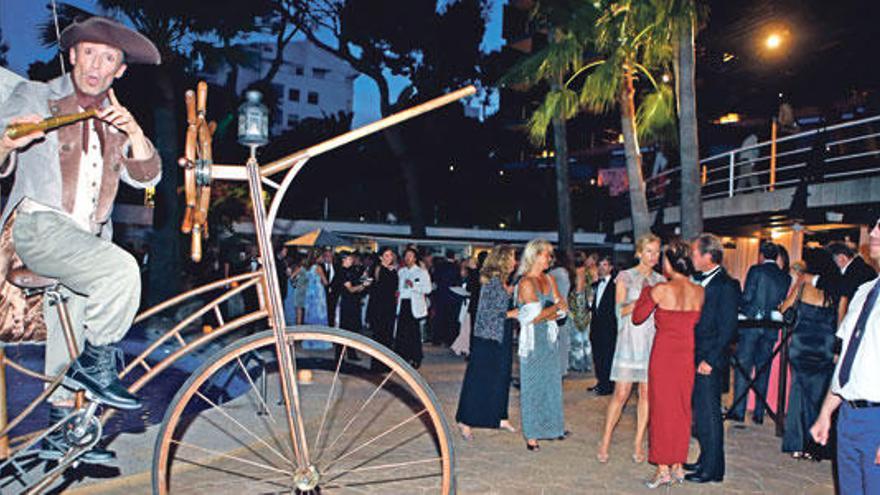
[597,234,664,464]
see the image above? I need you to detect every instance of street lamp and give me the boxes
[765,33,782,50]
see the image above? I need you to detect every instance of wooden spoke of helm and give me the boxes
[178,81,215,262]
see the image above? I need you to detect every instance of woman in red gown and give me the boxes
[633,239,705,488]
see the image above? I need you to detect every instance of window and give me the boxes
[294,65,304,76]
[288,88,300,102]
[307,91,319,105]
[287,114,299,127]
[312,67,330,79]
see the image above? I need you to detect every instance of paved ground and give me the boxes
[62,345,835,494]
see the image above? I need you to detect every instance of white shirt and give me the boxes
[699,266,722,287]
[71,118,104,234]
[595,275,611,307]
[397,265,432,318]
[831,277,880,401]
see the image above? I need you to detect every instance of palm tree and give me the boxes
[500,2,600,260]
[576,0,676,240]
[648,0,706,238]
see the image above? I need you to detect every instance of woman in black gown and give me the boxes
[455,245,518,440]
[367,248,398,368]
[780,248,839,460]
[339,251,368,362]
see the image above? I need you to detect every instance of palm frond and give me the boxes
[527,87,579,144]
[578,57,619,113]
[498,45,553,88]
[636,84,676,144]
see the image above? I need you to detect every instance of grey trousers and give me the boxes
[12,209,140,394]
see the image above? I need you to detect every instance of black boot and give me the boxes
[64,342,141,410]
[39,406,116,464]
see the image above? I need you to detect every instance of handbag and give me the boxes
[782,282,805,326]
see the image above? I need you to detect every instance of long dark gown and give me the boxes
[367,265,398,351]
[782,302,836,458]
[455,321,513,428]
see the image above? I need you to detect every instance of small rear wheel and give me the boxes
[152,326,455,494]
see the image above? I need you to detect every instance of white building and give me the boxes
[201,40,360,134]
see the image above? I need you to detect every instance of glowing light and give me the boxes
[499,222,507,229]
[499,170,505,176]
[449,164,455,172]
[766,33,782,49]
[722,52,735,63]
[661,74,671,83]
[715,113,740,125]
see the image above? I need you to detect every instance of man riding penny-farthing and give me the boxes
[0,16,159,465]
[0,15,465,494]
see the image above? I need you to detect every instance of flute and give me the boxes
[4,109,98,139]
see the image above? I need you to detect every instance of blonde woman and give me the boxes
[597,233,664,463]
[455,245,518,440]
[517,239,568,451]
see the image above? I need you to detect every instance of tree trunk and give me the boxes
[677,16,703,239]
[146,70,182,305]
[550,82,574,262]
[384,127,426,238]
[619,69,652,240]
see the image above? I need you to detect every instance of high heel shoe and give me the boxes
[645,473,673,489]
[672,470,686,484]
[499,420,517,433]
[457,423,474,441]
[632,451,646,464]
[596,449,609,463]
[526,440,540,452]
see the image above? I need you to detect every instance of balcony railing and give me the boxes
[645,114,880,208]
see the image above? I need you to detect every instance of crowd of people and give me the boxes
[451,220,880,491]
[258,219,880,491]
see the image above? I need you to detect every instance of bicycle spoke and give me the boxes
[316,370,397,463]
[313,344,346,452]
[236,355,276,424]
[325,456,442,478]
[170,463,293,491]
[194,390,293,467]
[322,408,427,473]
[170,439,290,476]
[233,355,294,462]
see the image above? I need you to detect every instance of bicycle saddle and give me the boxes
[7,267,58,289]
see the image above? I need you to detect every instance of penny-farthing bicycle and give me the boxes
[0,81,473,494]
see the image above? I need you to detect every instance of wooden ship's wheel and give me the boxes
[179,82,216,262]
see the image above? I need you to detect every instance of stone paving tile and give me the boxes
[68,345,834,494]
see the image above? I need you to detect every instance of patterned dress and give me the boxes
[609,267,665,383]
[518,280,565,440]
[568,273,593,372]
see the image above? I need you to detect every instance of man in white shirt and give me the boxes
[811,218,880,494]
[395,247,432,368]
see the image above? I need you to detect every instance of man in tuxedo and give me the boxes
[321,249,340,326]
[589,255,616,396]
[686,234,741,483]
[730,241,790,424]
[819,242,877,322]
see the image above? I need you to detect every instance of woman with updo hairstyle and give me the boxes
[632,238,704,487]
[597,233,664,464]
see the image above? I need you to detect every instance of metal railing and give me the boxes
[645,114,880,207]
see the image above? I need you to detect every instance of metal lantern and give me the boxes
[237,90,269,147]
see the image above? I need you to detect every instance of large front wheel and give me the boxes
[152,326,454,494]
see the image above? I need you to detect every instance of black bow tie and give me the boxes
[693,272,707,282]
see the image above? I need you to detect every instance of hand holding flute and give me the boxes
[0,114,45,164]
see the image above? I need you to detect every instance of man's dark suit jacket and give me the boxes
[591,277,616,336]
[695,268,741,369]
[740,262,789,321]
[818,256,877,302]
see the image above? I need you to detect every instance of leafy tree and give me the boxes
[503,0,675,243]
[499,1,600,260]
[277,0,488,237]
